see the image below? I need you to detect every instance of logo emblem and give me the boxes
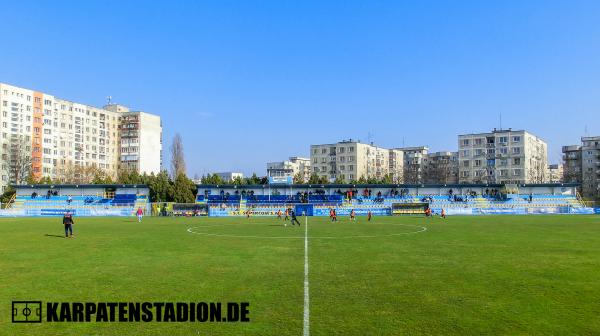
[12,301,42,323]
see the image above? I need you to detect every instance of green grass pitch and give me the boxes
[1,215,600,335]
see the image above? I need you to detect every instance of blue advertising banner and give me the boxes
[313,207,390,216]
[569,207,595,215]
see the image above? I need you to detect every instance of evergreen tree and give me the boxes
[173,173,197,203]
[148,170,174,202]
[293,172,305,184]
[308,173,321,184]
[0,186,16,205]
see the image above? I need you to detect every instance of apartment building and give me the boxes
[563,137,600,198]
[104,104,162,174]
[422,151,459,184]
[310,140,399,183]
[562,145,582,184]
[215,172,244,182]
[0,82,162,191]
[581,136,600,198]
[546,164,563,183]
[388,149,404,183]
[267,156,311,183]
[458,129,548,184]
[395,146,428,184]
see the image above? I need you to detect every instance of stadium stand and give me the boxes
[198,189,586,216]
[5,185,150,217]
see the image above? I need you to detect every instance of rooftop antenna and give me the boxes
[367,131,373,145]
[499,112,502,130]
[107,96,112,105]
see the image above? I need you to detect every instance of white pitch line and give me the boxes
[303,215,310,336]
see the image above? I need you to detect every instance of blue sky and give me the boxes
[2,0,599,176]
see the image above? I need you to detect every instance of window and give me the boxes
[475,138,483,145]
[462,160,470,167]
[513,136,521,142]
[513,169,521,176]
[512,147,521,154]
[513,158,521,165]
[498,136,508,143]
[475,160,482,167]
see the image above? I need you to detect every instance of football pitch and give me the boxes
[1,215,600,335]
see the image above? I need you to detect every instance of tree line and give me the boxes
[0,169,198,204]
[1,133,197,204]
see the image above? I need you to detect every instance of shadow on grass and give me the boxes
[45,234,65,238]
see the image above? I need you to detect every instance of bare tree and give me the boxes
[404,163,422,184]
[53,160,109,184]
[425,163,456,184]
[55,160,76,184]
[2,136,33,185]
[527,158,546,184]
[422,155,458,184]
[170,133,186,177]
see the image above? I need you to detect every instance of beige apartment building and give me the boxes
[267,156,311,182]
[310,140,402,183]
[388,149,404,183]
[458,129,548,184]
[395,146,428,184]
[105,104,163,174]
[546,164,563,183]
[0,82,162,191]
